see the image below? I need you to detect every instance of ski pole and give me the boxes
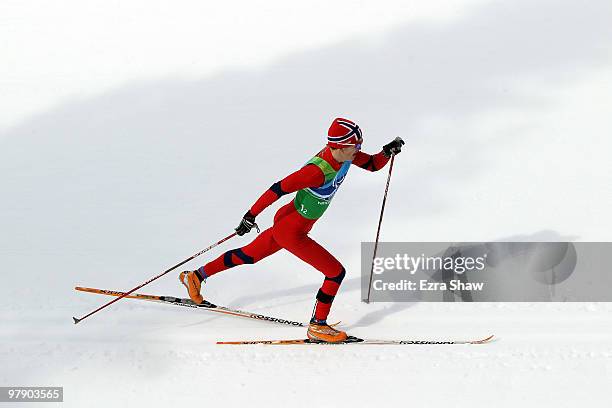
[73,231,238,324]
[364,154,395,303]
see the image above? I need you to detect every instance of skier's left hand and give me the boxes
[382,137,405,157]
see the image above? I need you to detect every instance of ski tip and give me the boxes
[470,334,494,344]
[72,317,81,325]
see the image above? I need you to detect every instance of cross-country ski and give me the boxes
[74,286,305,327]
[218,334,494,345]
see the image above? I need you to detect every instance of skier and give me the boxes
[180,118,404,342]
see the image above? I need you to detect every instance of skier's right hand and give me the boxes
[235,211,260,236]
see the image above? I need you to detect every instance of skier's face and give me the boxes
[336,138,362,162]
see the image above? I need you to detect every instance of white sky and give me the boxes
[2,0,611,268]
[0,0,488,130]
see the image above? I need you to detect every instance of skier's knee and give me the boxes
[325,267,346,285]
[223,248,255,267]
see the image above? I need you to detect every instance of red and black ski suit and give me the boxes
[199,147,390,321]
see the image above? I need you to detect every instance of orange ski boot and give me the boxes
[179,271,204,304]
[307,319,348,343]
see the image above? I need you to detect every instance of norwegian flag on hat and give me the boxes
[327,117,363,148]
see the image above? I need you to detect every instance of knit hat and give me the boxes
[327,118,363,148]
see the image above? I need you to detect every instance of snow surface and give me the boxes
[2,302,612,407]
[2,0,612,406]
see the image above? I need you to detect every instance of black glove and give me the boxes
[235,211,260,236]
[382,137,405,158]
